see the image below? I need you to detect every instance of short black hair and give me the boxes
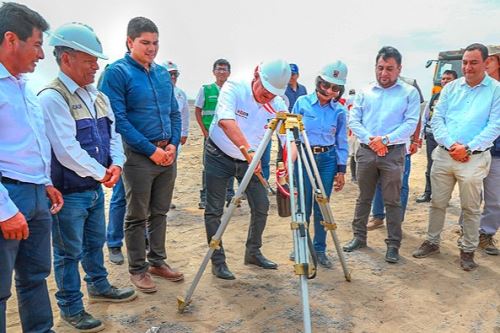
[376,46,402,66]
[127,17,158,40]
[442,69,458,79]
[213,58,231,72]
[0,2,49,44]
[464,43,488,61]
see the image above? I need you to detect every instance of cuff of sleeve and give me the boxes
[145,143,157,157]
[337,165,347,174]
[0,200,19,222]
[93,166,107,181]
[466,141,480,152]
[444,138,455,149]
[170,137,180,148]
[361,134,371,144]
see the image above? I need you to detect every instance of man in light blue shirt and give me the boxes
[0,3,63,333]
[413,43,500,271]
[343,46,420,264]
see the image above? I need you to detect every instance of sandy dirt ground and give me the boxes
[6,108,500,333]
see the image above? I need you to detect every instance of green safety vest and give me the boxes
[201,83,220,130]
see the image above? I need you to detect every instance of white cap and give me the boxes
[319,60,348,85]
[162,60,179,72]
[258,59,291,96]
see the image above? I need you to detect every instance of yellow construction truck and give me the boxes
[425,44,500,94]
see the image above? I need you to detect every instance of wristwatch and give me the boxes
[464,145,472,156]
[381,136,389,146]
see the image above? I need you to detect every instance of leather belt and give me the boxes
[151,140,170,149]
[311,145,334,154]
[1,177,25,184]
[360,143,405,150]
[439,145,489,155]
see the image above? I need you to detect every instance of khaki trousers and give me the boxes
[427,146,491,252]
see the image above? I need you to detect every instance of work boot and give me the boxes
[88,285,137,303]
[244,253,278,269]
[317,252,333,269]
[61,310,104,332]
[416,193,431,203]
[460,250,478,271]
[367,218,384,231]
[342,238,367,252]
[385,247,400,263]
[130,272,157,293]
[211,262,235,280]
[108,247,124,265]
[412,240,440,258]
[479,233,499,255]
[149,264,184,282]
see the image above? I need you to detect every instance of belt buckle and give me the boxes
[312,147,322,154]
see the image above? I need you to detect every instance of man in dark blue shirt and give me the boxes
[101,17,183,293]
[284,63,307,111]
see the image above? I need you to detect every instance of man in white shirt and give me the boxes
[39,23,136,332]
[205,59,290,279]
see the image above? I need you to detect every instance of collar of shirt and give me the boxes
[371,78,405,91]
[58,71,99,105]
[0,62,26,82]
[306,91,340,109]
[458,74,491,88]
[124,53,161,73]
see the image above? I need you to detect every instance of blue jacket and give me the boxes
[100,53,181,156]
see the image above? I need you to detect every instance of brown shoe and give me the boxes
[479,233,499,255]
[149,264,184,282]
[412,240,440,258]
[130,272,157,293]
[367,218,384,231]
[460,250,478,271]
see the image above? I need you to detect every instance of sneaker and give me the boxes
[412,240,440,258]
[61,310,104,332]
[479,233,499,255]
[367,218,384,231]
[108,247,124,265]
[88,285,137,303]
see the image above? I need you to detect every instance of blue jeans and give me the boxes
[0,182,53,333]
[372,154,411,221]
[204,139,269,264]
[303,149,338,253]
[261,141,272,181]
[107,177,125,248]
[52,187,111,317]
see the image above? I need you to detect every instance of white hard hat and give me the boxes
[258,59,291,96]
[319,60,348,85]
[49,22,108,60]
[162,60,179,72]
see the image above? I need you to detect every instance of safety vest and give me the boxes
[40,78,112,194]
[201,83,220,130]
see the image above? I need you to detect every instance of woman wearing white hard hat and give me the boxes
[291,61,349,268]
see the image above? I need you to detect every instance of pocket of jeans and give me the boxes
[205,141,224,159]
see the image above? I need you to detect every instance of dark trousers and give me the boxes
[0,183,53,333]
[204,140,269,265]
[200,138,235,203]
[424,132,438,196]
[352,145,405,248]
[122,146,176,274]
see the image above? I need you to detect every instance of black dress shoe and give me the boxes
[385,247,400,263]
[244,253,278,269]
[317,252,333,269]
[416,193,431,203]
[211,263,235,280]
[342,238,367,252]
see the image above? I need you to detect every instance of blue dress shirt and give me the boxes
[349,79,421,145]
[431,75,500,151]
[292,92,349,173]
[285,83,307,112]
[0,63,52,221]
[100,53,181,157]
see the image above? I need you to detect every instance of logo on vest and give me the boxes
[236,109,248,118]
[72,104,83,110]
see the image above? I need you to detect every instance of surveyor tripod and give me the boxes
[177,112,351,333]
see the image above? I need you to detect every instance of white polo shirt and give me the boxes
[209,80,287,160]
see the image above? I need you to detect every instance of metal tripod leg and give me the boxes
[177,124,279,313]
[300,130,351,282]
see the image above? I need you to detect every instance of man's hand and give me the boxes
[103,165,122,188]
[409,142,419,155]
[163,144,177,166]
[201,128,209,138]
[46,185,64,214]
[334,173,345,192]
[449,143,470,163]
[180,136,188,145]
[0,212,29,240]
[149,147,169,165]
[247,151,262,174]
[368,136,388,157]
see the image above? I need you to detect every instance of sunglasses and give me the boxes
[169,71,179,78]
[319,79,342,92]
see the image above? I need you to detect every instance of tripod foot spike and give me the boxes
[177,296,190,313]
[345,270,352,282]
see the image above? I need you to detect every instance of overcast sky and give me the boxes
[22,0,499,100]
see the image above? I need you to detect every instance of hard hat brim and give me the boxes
[319,74,346,86]
[47,31,109,60]
[260,77,286,96]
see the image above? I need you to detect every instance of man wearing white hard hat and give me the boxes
[204,59,290,279]
[291,61,349,269]
[39,22,136,332]
[344,46,420,264]
[164,61,189,145]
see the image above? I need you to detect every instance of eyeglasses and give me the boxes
[319,79,342,92]
[169,71,179,78]
[214,68,229,73]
